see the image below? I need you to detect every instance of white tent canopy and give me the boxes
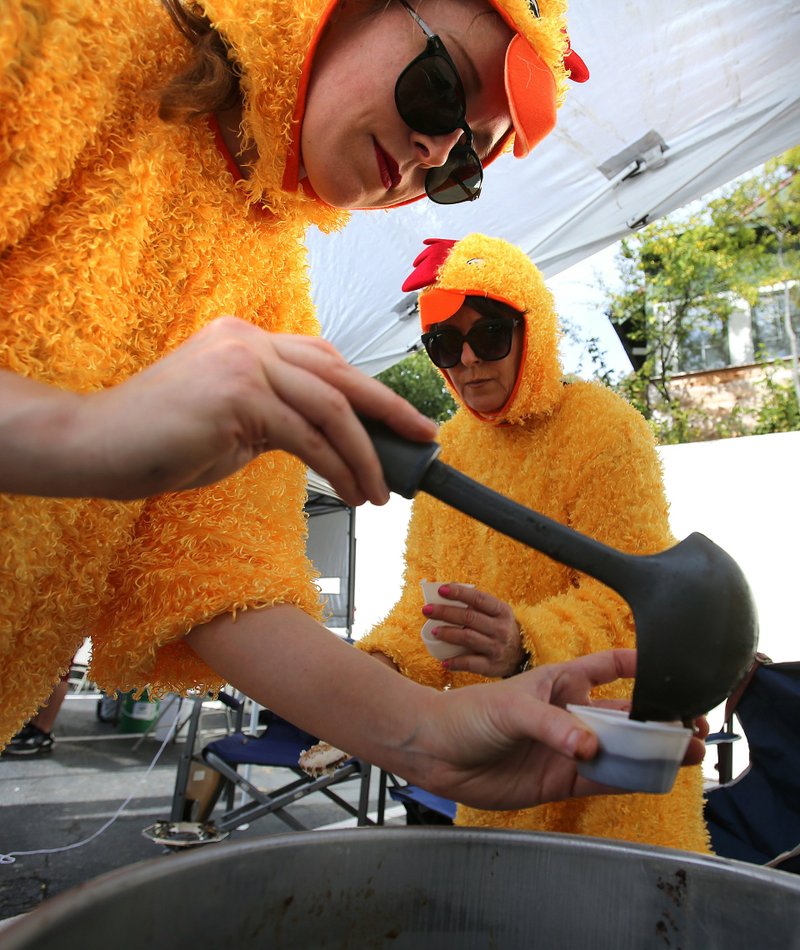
[308,0,800,377]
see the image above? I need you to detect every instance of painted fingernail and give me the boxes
[438,584,451,596]
[431,627,439,638]
[441,660,450,669]
[422,605,434,616]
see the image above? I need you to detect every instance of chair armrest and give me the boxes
[706,731,741,745]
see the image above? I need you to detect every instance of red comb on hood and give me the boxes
[563,31,589,83]
[401,238,457,293]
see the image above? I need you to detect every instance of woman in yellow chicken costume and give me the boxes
[359,234,711,853]
[0,0,668,813]
[1,0,349,746]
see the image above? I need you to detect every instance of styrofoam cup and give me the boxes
[421,619,469,661]
[566,704,692,794]
[419,581,474,661]
[420,580,473,606]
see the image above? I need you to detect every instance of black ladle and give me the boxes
[362,419,758,721]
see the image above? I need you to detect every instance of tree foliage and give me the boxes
[376,348,457,424]
[602,147,800,443]
[714,146,800,298]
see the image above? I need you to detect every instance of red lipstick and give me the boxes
[373,138,401,190]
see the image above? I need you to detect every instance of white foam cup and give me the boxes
[421,619,469,661]
[566,704,692,794]
[419,581,474,661]
[420,580,473,606]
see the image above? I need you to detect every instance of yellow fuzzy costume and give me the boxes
[0,0,351,747]
[359,234,711,853]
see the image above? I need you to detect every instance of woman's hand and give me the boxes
[0,318,437,504]
[422,583,527,678]
[416,649,707,809]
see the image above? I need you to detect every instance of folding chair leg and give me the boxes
[207,752,332,832]
[170,696,204,822]
[221,796,307,833]
[717,731,735,785]
[317,781,367,823]
[376,769,388,826]
[205,751,372,832]
[356,761,372,825]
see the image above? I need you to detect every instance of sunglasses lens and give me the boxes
[423,328,462,368]
[425,148,483,205]
[396,55,465,135]
[423,319,517,368]
[470,322,514,360]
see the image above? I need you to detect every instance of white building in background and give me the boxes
[665,281,800,374]
[625,280,800,436]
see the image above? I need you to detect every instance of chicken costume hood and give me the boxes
[410,233,564,422]
[359,235,710,854]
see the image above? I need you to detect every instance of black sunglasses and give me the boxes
[396,0,483,205]
[421,316,521,369]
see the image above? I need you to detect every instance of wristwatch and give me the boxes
[504,648,532,678]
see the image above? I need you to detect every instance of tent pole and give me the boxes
[346,506,357,639]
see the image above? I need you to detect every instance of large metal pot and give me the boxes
[5,829,800,948]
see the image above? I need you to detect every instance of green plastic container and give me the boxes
[116,690,160,734]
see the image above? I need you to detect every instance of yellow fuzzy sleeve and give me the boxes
[89,451,323,697]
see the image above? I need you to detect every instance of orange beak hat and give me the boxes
[483,0,589,161]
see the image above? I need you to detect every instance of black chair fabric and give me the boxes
[704,658,800,871]
[388,784,456,825]
[204,713,317,768]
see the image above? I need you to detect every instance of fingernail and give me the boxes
[422,605,434,616]
[441,660,450,669]
[438,584,451,596]
[567,729,595,760]
[431,627,440,638]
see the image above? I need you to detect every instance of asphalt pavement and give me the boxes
[0,689,402,929]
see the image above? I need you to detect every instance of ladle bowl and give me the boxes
[362,419,758,721]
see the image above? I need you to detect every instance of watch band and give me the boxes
[503,648,532,678]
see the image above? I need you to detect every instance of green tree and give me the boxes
[753,371,800,434]
[605,216,742,442]
[376,348,457,424]
[601,147,800,443]
[712,146,800,409]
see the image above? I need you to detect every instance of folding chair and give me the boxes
[379,771,456,826]
[704,655,800,873]
[169,692,376,835]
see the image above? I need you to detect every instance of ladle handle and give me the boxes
[362,417,637,599]
[421,461,638,597]
[363,417,442,499]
